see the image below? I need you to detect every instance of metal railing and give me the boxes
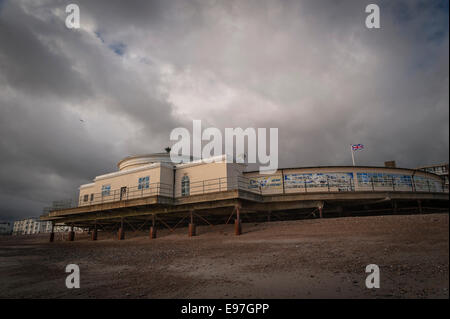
[76,174,448,208]
[174,176,259,197]
[249,174,449,195]
[78,182,173,206]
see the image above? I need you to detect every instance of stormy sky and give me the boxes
[0,0,448,220]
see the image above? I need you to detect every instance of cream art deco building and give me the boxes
[77,152,446,206]
[77,153,246,206]
[43,152,448,241]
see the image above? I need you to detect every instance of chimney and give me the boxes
[384,161,396,168]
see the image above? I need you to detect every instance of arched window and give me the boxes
[181,175,190,196]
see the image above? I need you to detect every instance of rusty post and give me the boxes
[318,202,324,218]
[68,225,75,241]
[118,227,125,240]
[235,205,241,235]
[49,223,55,243]
[392,200,398,213]
[234,219,241,235]
[150,226,157,239]
[91,221,97,241]
[337,206,344,217]
[188,223,196,237]
[118,218,125,240]
[150,214,157,239]
[189,210,196,237]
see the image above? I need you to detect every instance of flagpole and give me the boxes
[351,145,356,166]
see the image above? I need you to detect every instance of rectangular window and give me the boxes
[101,185,111,196]
[138,176,150,190]
[83,194,89,202]
[90,193,94,201]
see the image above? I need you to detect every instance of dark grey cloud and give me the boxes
[0,0,448,220]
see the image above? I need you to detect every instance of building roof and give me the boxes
[244,165,443,178]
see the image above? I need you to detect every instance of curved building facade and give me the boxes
[76,153,447,207]
[244,166,446,194]
[117,153,174,171]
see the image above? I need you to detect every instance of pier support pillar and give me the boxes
[188,223,196,237]
[118,218,125,240]
[318,202,324,218]
[235,205,242,236]
[150,215,157,239]
[337,206,344,217]
[91,223,97,241]
[91,229,97,241]
[188,211,196,237]
[150,226,157,239]
[68,226,75,241]
[49,223,55,242]
[118,228,125,240]
[234,219,241,235]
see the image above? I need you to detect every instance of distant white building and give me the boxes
[0,221,12,235]
[12,218,83,235]
[417,163,449,188]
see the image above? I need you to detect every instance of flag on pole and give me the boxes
[351,144,364,151]
[350,144,364,166]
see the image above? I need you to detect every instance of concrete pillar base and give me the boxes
[235,219,242,236]
[91,229,98,241]
[49,232,54,242]
[150,226,157,239]
[392,201,398,213]
[118,228,125,240]
[67,231,75,241]
[188,223,196,237]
